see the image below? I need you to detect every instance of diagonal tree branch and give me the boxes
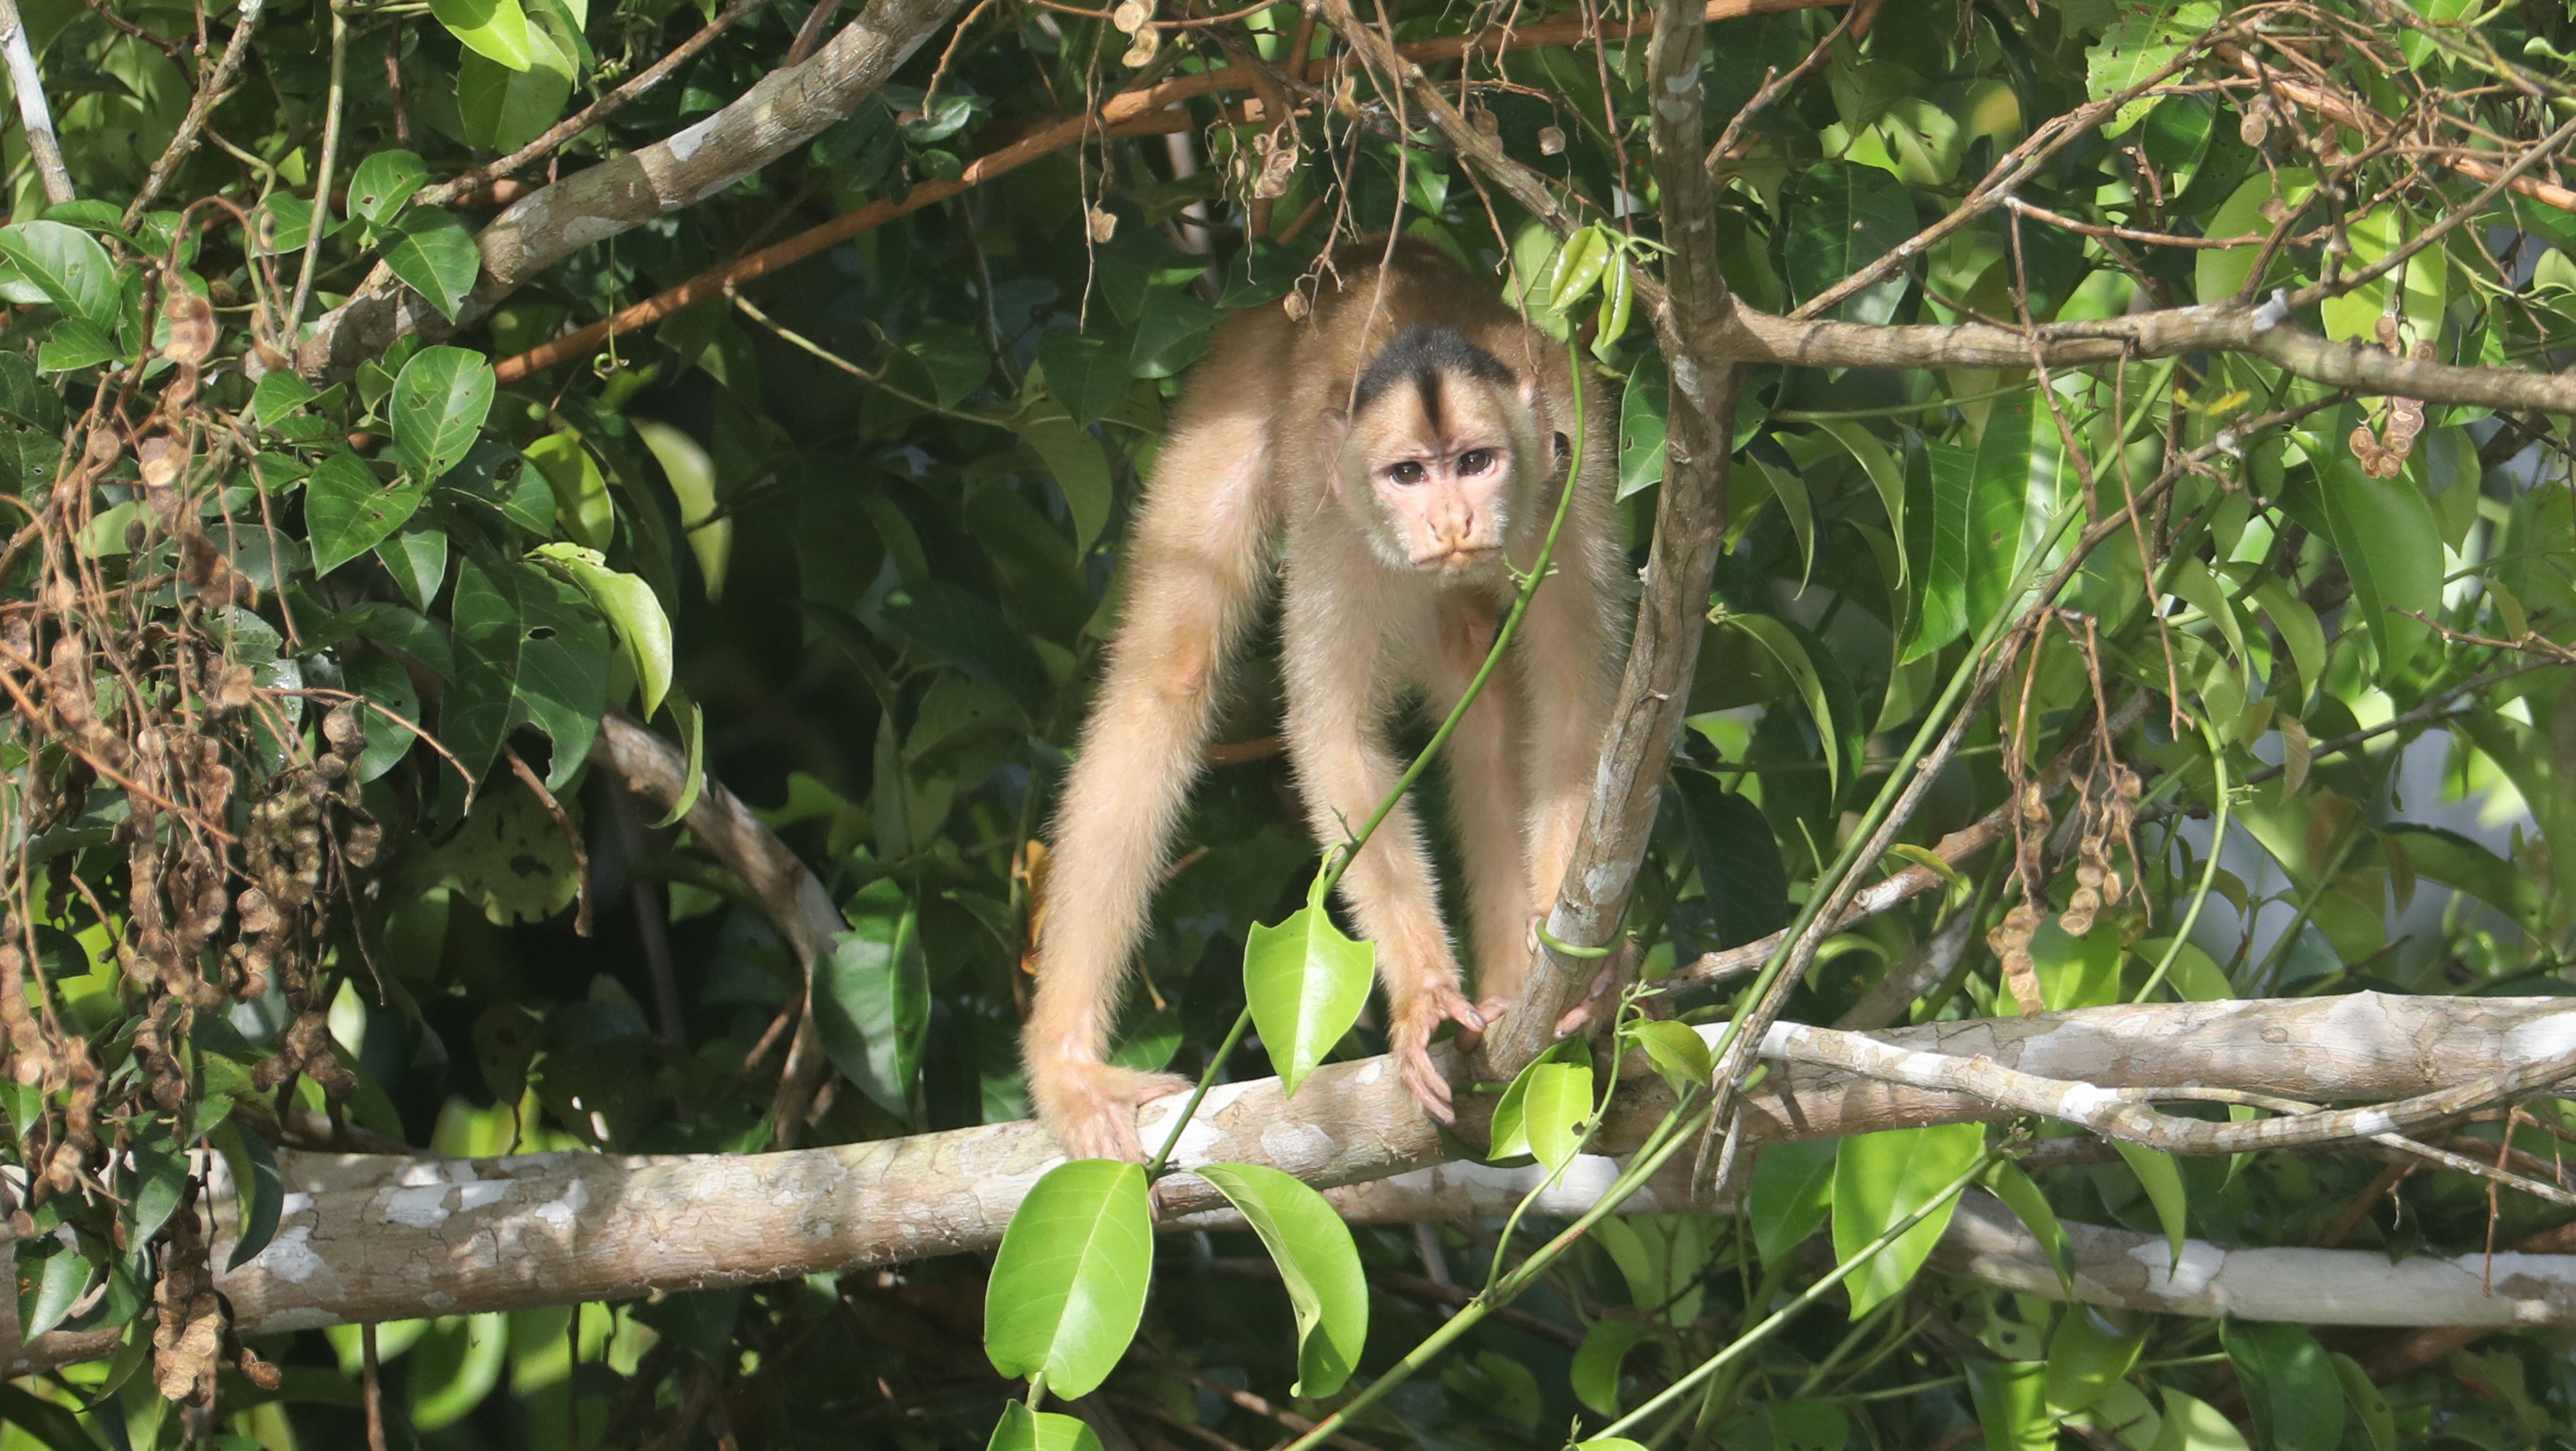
[294,0,974,378]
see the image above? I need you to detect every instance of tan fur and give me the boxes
[1023,238,1628,1162]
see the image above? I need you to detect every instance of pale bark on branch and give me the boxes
[292,0,970,378]
[10,992,2572,1373]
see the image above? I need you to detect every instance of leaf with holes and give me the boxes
[390,346,496,481]
[530,543,674,717]
[305,452,427,576]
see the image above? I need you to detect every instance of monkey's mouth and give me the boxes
[1413,545,1501,571]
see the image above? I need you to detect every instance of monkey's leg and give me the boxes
[1024,422,1279,1162]
[1425,594,1531,1019]
[1281,560,1486,1124]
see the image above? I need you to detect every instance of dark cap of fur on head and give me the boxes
[1353,325,1518,432]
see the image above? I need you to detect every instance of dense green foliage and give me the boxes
[4,0,2576,1444]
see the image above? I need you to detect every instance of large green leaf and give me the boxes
[349,149,429,227]
[0,220,117,327]
[2085,1,2217,135]
[2222,1321,2345,1451]
[389,346,496,481]
[1194,1163,1367,1396]
[530,543,675,717]
[813,879,929,1122]
[440,555,610,793]
[2045,1307,2146,1418]
[1616,352,1668,499]
[429,0,536,69]
[1241,900,1374,1097]
[983,1159,1152,1398]
[2309,409,2442,683]
[1035,328,1127,429]
[458,11,576,154]
[868,576,1053,717]
[1011,410,1113,556]
[1747,1137,1836,1269]
[985,1404,1105,1451]
[1571,1320,1657,1417]
[1831,1121,1984,1316]
[305,451,427,576]
[383,210,481,322]
[1982,1159,2074,1292]
[1781,163,1915,326]
[1673,769,1790,948]
[2112,1140,2190,1271]
[1487,1057,1592,1172]
[1966,1360,2054,1451]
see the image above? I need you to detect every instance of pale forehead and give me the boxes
[1352,368,1519,454]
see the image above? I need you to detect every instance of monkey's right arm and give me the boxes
[1022,389,1283,1163]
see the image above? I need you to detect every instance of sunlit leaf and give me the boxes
[984,1159,1152,1398]
[2222,1321,2345,1451]
[1832,1122,1984,1317]
[1194,1163,1367,1396]
[1242,900,1373,1097]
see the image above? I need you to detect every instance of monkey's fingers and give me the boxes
[1397,1043,1458,1124]
[1550,959,1626,1039]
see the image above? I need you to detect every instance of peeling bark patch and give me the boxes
[2134,1239,2222,1297]
[381,1186,453,1228]
[666,115,721,163]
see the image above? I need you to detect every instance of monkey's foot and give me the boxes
[1031,1059,1193,1163]
[1550,957,1629,1038]
[1388,988,1489,1126]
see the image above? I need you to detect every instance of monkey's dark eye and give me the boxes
[1457,449,1493,475]
[1391,461,1426,485]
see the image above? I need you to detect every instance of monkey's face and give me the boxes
[1329,369,1546,577]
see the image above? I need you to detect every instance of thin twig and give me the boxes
[287,3,351,335]
[504,744,594,938]
[128,0,264,223]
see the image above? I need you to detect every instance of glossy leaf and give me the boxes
[1831,1122,1983,1316]
[2112,1140,2189,1272]
[1486,1058,1591,1172]
[983,1159,1152,1398]
[383,210,481,322]
[1983,1159,2075,1292]
[349,149,429,225]
[2046,1306,2146,1417]
[985,1404,1105,1451]
[1616,353,1667,499]
[1673,769,1792,948]
[306,452,428,576]
[636,420,732,599]
[2311,408,2442,682]
[1012,410,1113,556]
[440,555,611,793]
[389,346,496,481]
[0,221,117,327]
[813,879,930,1121]
[1571,1320,1656,1417]
[1782,163,1915,326]
[429,0,537,69]
[2222,1320,2344,1451]
[1241,901,1374,1097]
[1628,1019,1712,1094]
[1747,1137,1836,1268]
[1966,1360,2054,1451]
[530,543,674,717]
[1194,1163,1367,1396]
[1036,329,1127,429]
[218,1121,285,1269]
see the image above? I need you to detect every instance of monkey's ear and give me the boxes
[1518,373,1544,413]
[1553,430,1572,469]
[1318,407,1351,493]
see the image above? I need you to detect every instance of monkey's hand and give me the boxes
[1387,987,1491,1126]
[1030,1057,1193,1163]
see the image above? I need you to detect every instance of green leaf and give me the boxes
[1616,353,1668,499]
[389,346,496,481]
[383,210,481,322]
[1673,769,1791,948]
[1628,1019,1712,1094]
[1577,1441,1652,1451]
[651,691,706,828]
[440,555,610,794]
[458,25,575,153]
[986,1404,1106,1451]
[2222,1321,2344,1451]
[2310,410,2442,683]
[1816,419,1906,579]
[813,879,929,1121]
[1831,1121,1984,1317]
[1012,411,1113,556]
[1487,1058,1592,1172]
[343,652,423,783]
[1747,1137,1837,1268]
[305,452,428,576]
[0,349,61,430]
[1782,163,1915,326]
[37,319,117,372]
[1242,901,1374,1096]
[2329,1353,2394,1451]
[983,1159,1152,1398]
[530,543,675,717]
[870,577,1053,717]
[2086,1,2217,135]
[2046,1306,2146,1417]
[251,368,319,427]
[0,220,118,326]
[0,1382,102,1451]
[2111,1140,2189,1272]
[378,526,451,610]
[1966,1360,2054,1451]
[2154,1386,2252,1451]
[429,0,536,69]
[1037,329,1127,429]
[636,421,730,599]
[127,1128,187,1247]
[1572,1320,1657,1417]
[1193,1163,1367,1397]
[16,1238,95,1340]
[1983,1159,2074,1293]
[1721,613,1846,796]
[216,1121,286,1269]
[348,149,429,226]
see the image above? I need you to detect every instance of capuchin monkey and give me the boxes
[1024,238,1626,1162]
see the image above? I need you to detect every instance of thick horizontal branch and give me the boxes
[1316,1172,2576,1329]
[7,993,2571,1372]
[294,0,971,378]
[1722,299,2576,413]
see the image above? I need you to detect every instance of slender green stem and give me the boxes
[1589,1150,2002,1443]
[2135,717,2231,1003]
[1279,1097,1712,1451]
[1318,338,1591,898]
[1026,1372,1047,1411]
[1144,1004,1253,1178]
[287,2,349,335]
